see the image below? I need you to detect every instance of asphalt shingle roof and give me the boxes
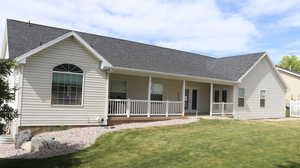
[6,19,265,81]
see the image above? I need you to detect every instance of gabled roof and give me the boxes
[6,19,266,81]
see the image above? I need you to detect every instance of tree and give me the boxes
[278,55,300,72]
[0,59,17,134]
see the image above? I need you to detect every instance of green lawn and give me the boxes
[2,119,300,168]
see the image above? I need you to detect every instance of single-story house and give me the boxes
[1,19,287,130]
[276,66,300,104]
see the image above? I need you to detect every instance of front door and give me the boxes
[185,88,198,113]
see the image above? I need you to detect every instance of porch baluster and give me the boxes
[166,101,169,117]
[126,99,131,118]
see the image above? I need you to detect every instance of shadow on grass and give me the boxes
[0,142,83,168]
[278,161,300,168]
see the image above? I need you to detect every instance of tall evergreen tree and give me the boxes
[0,59,17,134]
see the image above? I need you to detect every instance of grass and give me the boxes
[2,119,300,168]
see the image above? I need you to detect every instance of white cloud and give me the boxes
[241,0,300,16]
[276,13,300,28]
[0,0,258,56]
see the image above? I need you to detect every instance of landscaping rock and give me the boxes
[31,136,56,152]
[21,141,31,153]
[15,130,32,149]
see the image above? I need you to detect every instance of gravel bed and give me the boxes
[0,118,198,159]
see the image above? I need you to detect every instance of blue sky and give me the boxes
[1,0,300,63]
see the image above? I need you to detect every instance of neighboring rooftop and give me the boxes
[276,65,300,77]
[6,19,265,81]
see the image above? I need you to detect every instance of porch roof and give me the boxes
[6,19,264,81]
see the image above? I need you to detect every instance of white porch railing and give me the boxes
[108,99,183,117]
[290,100,300,117]
[212,102,234,116]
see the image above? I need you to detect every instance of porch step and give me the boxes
[0,135,14,144]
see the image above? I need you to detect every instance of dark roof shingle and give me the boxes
[6,19,265,81]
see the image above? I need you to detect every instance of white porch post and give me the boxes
[147,76,152,117]
[232,85,236,117]
[126,99,131,118]
[182,80,185,116]
[104,72,110,122]
[210,83,213,116]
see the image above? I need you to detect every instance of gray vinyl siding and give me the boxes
[20,37,107,126]
[234,57,285,119]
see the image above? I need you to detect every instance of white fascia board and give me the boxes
[1,22,8,59]
[112,66,239,85]
[15,31,112,69]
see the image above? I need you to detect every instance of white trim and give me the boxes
[104,72,109,122]
[15,31,112,68]
[18,65,24,126]
[1,22,8,59]
[113,66,239,84]
[209,83,213,116]
[147,76,152,117]
[237,53,288,90]
[182,80,185,116]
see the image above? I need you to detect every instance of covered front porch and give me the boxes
[108,73,235,118]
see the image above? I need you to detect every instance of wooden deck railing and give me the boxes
[108,99,183,117]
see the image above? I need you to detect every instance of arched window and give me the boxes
[51,64,83,105]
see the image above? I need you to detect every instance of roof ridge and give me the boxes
[217,52,266,59]
[7,19,216,60]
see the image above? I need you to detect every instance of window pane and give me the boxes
[238,88,245,98]
[214,90,220,102]
[110,80,127,93]
[109,92,127,99]
[152,83,163,94]
[260,90,266,99]
[53,64,83,73]
[151,94,163,101]
[260,99,265,107]
[185,89,189,110]
[238,98,244,107]
[192,89,197,110]
[51,73,83,105]
[222,90,227,102]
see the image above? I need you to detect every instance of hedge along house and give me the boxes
[1,19,287,132]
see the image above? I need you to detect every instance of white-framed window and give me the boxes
[260,90,266,107]
[238,88,245,107]
[51,64,83,105]
[151,83,163,101]
[109,80,127,99]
